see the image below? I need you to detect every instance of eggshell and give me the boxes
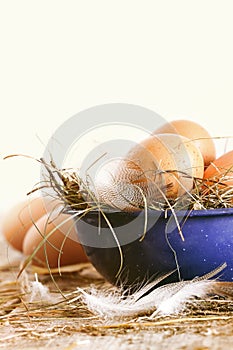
[95,134,204,211]
[1,196,58,252]
[203,150,233,187]
[127,133,204,197]
[153,119,216,167]
[22,212,88,268]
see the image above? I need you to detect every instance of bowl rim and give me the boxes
[165,207,233,217]
[66,206,233,219]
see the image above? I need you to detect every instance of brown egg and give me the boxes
[22,212,88,268]
[95,134,204,211]
[153,119,216,167]
[203,150,233,187]
[1,196,58,252]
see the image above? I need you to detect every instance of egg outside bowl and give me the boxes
[69,207,233,290]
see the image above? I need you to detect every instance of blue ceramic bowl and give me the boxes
[71,207,233,289]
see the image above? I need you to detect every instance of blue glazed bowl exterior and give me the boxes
[73,208,233,288]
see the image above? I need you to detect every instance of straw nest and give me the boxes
[36,157,233,212]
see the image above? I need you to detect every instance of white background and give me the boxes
[1,0,233,213]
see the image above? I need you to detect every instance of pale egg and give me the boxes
[153,119,216,167]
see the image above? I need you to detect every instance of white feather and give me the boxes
[29,273,51,303]
[79,264,227,318]
[78,279,212,318]
[152,280,212,316]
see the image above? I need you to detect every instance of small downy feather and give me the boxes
[29,273,51,303]
[78,263,228,318]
